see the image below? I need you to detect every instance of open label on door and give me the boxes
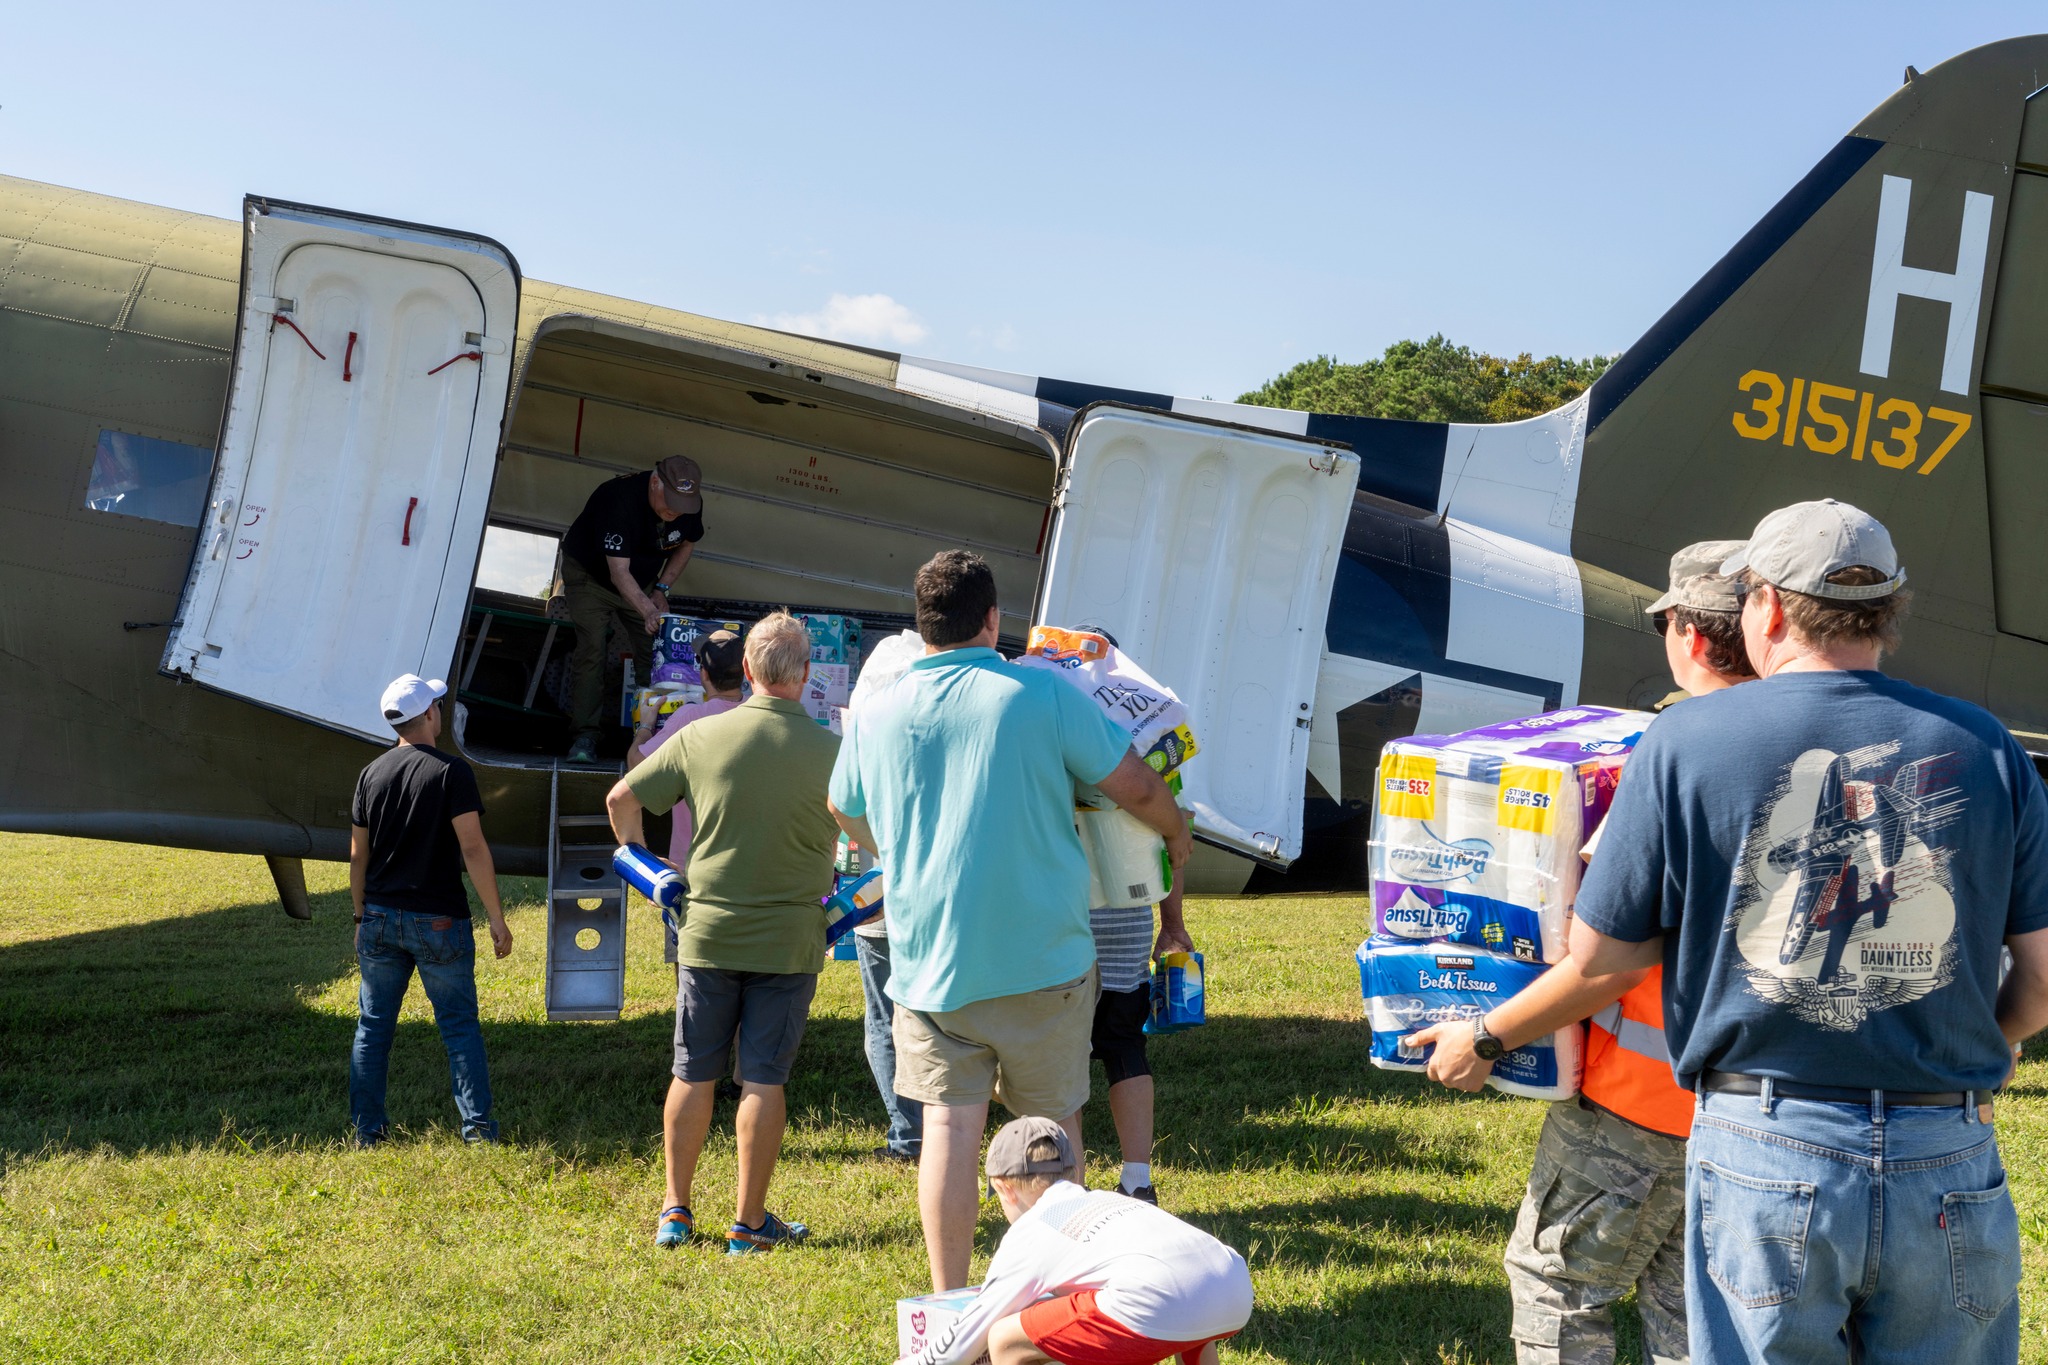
[164,199,518,742]
[1034,405,1360,866]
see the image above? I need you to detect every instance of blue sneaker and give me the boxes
[727,1211,808,1254]
[655,1205,693,1248]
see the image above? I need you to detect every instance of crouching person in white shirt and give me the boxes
[901,1117,1253,1365]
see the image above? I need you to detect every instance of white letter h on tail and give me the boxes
[1859,174,1993,395]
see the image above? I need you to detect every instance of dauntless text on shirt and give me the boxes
[903,1181,1253,1365]
[560,472,702,585]
[1574,669,2048,1094]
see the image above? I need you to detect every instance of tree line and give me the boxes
[1237,335,1616,424]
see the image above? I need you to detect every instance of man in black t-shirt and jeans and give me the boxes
[558,455,706,764]
[349,673,515,1145]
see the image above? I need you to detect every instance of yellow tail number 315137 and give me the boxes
[1730,369,1971,476]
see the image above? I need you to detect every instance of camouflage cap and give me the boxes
[1645,539,1746,615]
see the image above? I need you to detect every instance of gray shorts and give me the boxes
[674,966,818,1086]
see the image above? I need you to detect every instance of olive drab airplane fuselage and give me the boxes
[4,35,2048,911]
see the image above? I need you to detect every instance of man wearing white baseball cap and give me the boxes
[1569,499,2048,1363]
[348,673,514,1145]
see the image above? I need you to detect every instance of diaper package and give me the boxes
[1368,706,1650,963]
[898,1289,988,1365]
[799,613,863,666]
[1356,939,1584,1100]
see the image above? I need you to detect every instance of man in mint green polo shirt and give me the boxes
[829,550,1191,1291]
[607,610,839,1258]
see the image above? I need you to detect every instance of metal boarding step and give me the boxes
[544,767,628,1021]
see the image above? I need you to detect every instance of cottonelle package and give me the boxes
[651,615,702,686]
[1356,939,1585,1100]
[1368,706,1651,964]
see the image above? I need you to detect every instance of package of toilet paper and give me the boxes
[1368,706,1651,963]
[1356,938,1584,1100]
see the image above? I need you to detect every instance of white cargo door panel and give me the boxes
[1035,406,1360,865]
[165,199,517,742]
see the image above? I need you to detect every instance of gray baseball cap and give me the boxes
[1645,539,1746,615]
[1720,499,1906,601]
[985,1116,1073,1182]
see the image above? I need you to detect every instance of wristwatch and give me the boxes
[651,582,670,596]
[1471,1015,1505,1061]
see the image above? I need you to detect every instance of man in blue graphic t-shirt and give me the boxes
[1571,499,2048,1364]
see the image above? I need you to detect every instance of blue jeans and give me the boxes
[1687,1086,2019,1364]
[350,905,496,1142]
[855,932,922,1156]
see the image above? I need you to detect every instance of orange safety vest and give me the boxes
[1581,965,1693,1138]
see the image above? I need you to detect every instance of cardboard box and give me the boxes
[897,1289,986,1364]
[802,663,852,727]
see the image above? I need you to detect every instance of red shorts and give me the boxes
[1019,1289,1237,1365]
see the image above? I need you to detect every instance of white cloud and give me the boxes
[759,293,928,347]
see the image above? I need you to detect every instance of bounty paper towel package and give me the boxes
[1368,706,1650,963]
[1356,939,1584,1100]
[898,1289,989,1364]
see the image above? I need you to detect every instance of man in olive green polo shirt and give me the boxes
[605,610,839,1256]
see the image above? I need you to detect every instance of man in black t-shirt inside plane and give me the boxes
[558,455,706,764]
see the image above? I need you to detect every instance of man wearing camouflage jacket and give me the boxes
[1405,541,1757,1365]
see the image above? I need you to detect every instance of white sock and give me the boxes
[1121,1162,1152,1190]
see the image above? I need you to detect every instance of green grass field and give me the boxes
[0,831,2042,1363]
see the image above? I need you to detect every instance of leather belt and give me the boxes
[1702,1069,1982,1109]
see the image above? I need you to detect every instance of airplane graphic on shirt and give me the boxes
[1731,744,1966,1030]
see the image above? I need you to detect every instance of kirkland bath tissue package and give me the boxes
[1367,706,1652,963]
[1356,939,1584,1100]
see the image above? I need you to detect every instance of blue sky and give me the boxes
[2,3,2039,400]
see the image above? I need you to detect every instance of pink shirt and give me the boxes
[637,697,740,863]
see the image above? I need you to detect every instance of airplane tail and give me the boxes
[1570,35,2048,732]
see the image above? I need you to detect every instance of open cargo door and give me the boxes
[164,197,518,742]
[1034,405,1360,865]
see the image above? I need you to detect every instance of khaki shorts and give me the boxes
[892,967,1099,1117]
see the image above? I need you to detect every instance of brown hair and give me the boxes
[1670,605,1756,679]
[1745,566,1910,654]
[914,550,998,647]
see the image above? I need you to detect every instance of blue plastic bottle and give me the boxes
[613,843,683,911]
[822,867,885,945]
